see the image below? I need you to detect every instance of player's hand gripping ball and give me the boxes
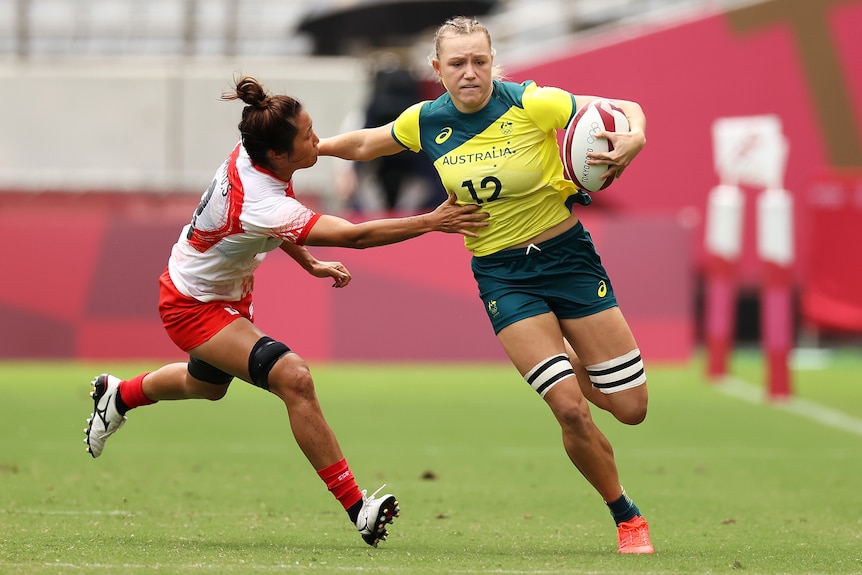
[562,99,630,192]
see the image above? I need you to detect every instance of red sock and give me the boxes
[118,373,157,411]
[317,458,362,510]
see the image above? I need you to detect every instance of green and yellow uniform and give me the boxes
[392,79,618,333]
[392,79,579,257]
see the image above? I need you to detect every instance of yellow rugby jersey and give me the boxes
[392,80,579,256]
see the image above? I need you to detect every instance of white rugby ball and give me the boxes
[561,99,630,192]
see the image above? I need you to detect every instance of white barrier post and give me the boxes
[704,184,744,378]
[708,115,792,395]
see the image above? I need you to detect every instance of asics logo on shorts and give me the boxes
[597,280,608,298]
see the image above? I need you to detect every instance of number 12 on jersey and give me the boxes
[462,176,502,204]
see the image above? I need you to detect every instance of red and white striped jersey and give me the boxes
[168,142,321,302]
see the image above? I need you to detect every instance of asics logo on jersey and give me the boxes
[435,127,453,144]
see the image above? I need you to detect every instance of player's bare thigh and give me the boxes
[495,312,569,376]
[561,307,638,365]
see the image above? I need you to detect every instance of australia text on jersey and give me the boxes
[441,145,517,165]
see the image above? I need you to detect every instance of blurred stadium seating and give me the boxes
[0,0,715,59]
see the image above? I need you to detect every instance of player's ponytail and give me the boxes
[221,75,304,169]
[228,75,268,108]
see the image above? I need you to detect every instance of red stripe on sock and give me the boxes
[317,458,362,510]
[119,373,156,409]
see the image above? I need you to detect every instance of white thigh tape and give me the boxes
[525,354,575,397]
[586,349,646,394]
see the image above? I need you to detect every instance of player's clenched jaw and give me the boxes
[432,31,494,114]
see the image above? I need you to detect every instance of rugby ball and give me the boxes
[562,99,630,192]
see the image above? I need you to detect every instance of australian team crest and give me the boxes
[488,300,499,318]
[499,121,513,135]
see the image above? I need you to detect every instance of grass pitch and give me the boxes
[1,350,860,574]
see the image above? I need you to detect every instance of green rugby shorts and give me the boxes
[471,221,618,334]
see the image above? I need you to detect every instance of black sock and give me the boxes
[347,499,363,524]
[114,390,131,416]
[606,492,640,525]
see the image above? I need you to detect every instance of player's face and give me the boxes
[433,32,494,114]
[289,110,320,169]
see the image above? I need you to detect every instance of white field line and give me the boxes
[716,376,862,437]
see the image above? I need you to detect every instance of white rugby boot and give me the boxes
[84,374,127,458]
[355,485,399,547]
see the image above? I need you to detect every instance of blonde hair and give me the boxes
[430,16,504,80]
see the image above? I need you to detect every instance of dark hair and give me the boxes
[221,76,303,168]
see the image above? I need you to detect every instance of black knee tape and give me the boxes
[248,336,291,390]
[188,356,233,385]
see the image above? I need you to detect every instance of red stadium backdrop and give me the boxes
[0,192,691,361]
[801,170,862,332]
[3,0,862,361]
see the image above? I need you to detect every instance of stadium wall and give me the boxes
[0,192,692,362]
[0,57,368,210]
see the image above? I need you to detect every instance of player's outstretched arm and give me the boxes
[304,193,488,249]
[318,123,404,161]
